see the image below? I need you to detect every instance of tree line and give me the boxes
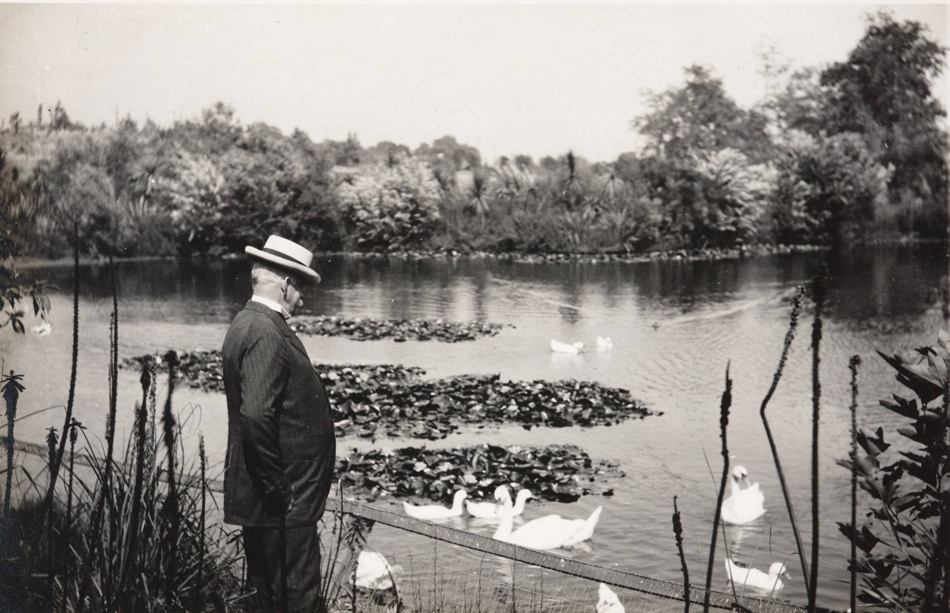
[0,12,946,259]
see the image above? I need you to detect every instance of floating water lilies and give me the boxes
[336,444,622,504]
[123,356,653,440]
[291,315,505,342]
[319,366,652,439]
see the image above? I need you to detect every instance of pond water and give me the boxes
[5,244,948,611]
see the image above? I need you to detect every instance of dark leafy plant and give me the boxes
[837,329,950,611]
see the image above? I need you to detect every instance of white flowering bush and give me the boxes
[337,160,442,251]
[690,147,778,246]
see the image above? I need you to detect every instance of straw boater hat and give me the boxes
[245,235,321,285]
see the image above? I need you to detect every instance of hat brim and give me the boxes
[246,246,321,285]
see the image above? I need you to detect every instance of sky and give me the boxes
[1,2,947,163]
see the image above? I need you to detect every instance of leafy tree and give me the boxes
[633,65,773,164]
[414,135,481,172]
[513,155,533,170]
[32,139,122,256]
[48,102,77,131]
[820,12,948,235]
[760,66,830,137]
[364,141,411,167]
[770,131,890,244]
[321,133,363,167]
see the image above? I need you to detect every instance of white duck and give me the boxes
[596,583,625,613]
[596,336,613,350]
[721,465,765,525]
[550,339,584,354]
[355,551,399,591]
[493,497,602,550]
[724,558,786,593]
[403,489,467,520]
[466,486,533,519]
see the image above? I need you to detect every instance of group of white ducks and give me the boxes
[361,466,783,609]
[550,336,614,354]
[403,485,603,551]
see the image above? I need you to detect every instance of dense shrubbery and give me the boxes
[0,13,945,258]
[337,160,442,252]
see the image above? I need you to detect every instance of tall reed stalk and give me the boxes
[62,418,80,613]
[759,286,810,589]
[847,355,861,613]
[42,226,79,516]
[117,364,151,610]
[197,434,207,611]
[162,349,180,606]
[672,496,689,613]
[45,426,57,604]
[703,363,731,613]
[808,268,827,613]
[76,260,122,612]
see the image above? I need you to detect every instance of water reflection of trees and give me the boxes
[20,246,943,329]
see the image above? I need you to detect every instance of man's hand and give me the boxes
[266,483,294,517]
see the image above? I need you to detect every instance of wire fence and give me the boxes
[322,499,824,613]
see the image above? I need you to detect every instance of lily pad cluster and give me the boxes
[336,444,622,504]
[291,315,504,342]
[322,368,652,440]
[122,355,653,440]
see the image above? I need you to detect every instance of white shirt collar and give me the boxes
[251,295,292,320]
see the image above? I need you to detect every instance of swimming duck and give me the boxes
[550,339,584,354]
[596,336,613,350]
[596,583,625,613]
[721,465,765,525]
[355,551,399,591]
[724,557,786,593]
[465,486,533,519]
[493,498,602,550]
[403,489,467,520]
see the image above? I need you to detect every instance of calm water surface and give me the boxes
[5,245,948,611]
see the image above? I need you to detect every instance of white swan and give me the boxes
[31,321,51,336]
[493,498,602,550]
[355,551,399,591]
[466,486,533,519]
[551,339,584,354]
[596,583,625,613]
[403,490,467,520]
[721,465,765,525]
[724,557,786,593]
[596,336,613,350]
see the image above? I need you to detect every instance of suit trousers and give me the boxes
[243,523,324,613]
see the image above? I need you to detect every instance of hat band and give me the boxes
[262,247,307,268]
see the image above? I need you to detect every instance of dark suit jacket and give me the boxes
[222,301,336,528]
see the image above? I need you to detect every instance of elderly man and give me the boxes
[222,235,336,613]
